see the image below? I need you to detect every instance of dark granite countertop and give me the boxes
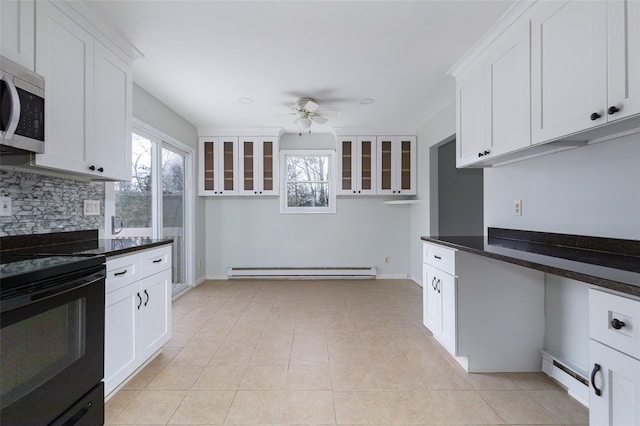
[1,230,172,258]
[421,228,640,298]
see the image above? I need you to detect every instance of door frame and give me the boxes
[104,118,195,296]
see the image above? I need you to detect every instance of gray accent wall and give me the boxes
[0,169,105,236]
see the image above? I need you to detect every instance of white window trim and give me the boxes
[280,149,336,214]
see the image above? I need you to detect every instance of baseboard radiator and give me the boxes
[227,266,377,279]
[541,351,589,407]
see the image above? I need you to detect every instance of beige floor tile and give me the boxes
[112,390,187,424]
[466,373,520,390]
[239,365,288,390]
[211,343,255,365]
[250,343,291,365]
[225,390,285,424]
[331,363,379,390]
[480,390,560,424]
[281,390,336,424]
[333,390,391,424]
[104,390,140,425]
[171,344,217,365]
[285,365,332,390]
[193,364,247,390]
[168,390,235,424]
[527,389,589,424]
[373,364,425,390]
[506,372,561,390]
[147,365,205,391]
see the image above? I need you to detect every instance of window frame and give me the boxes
[279,149,336,214]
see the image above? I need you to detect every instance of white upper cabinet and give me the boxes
[337,136,377,195]
[607,0,640,122]
[456,19,531,168]
[199,136,239,196]
[531,0,640,144]
[452,0,640,168]
[1,0,35,70]
[531,0,607,143]
[238,136,279,196]
[377,136,416,195]
[93,42,132,181]
[33,1,133,180]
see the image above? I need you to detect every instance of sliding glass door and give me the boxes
[112,126,192,296]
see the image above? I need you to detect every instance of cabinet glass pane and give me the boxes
[401,140,411,190]
[223,141,234,191]
[203,141,214,191]
[243,142,254,191]
[381,140,392,190]
[361,140,372,190]
[341,141,353,190]
[263,141,273,191]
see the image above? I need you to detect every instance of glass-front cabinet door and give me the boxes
[198,136,238,195]
[377,136,416,195]
[238,137,279,196]
[337,136,376,195]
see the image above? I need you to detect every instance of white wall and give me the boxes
[204,133,411,278]
[484,133,640,238]
[410,102,456,284]
[484,131,640,374]
[132,84,206,283]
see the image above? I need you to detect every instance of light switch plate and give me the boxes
[514,200,522,216]
[0,196,12,216]
[83,200,100,216]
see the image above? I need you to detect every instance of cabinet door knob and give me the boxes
[478,152,483,157]
[483,150,490,155]
[591,363,602,396]
[611,318,626,330]
[89,165,96,171]
[608,106,620,115]
[98,167,104,173]
[590,112,601,121]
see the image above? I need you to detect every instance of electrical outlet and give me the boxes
[0,196,12,216]
[384,256,390,264]
[514,200,522,216]
[83,200,100,216]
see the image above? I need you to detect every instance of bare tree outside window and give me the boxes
[281,150,335,213]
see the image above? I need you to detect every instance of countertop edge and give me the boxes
[84,239,174,258]
[421,236,640,298]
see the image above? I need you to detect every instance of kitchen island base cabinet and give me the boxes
[104,245,172,396]
[423,242,545,372]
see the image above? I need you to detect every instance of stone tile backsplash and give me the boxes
[0,170,104,236]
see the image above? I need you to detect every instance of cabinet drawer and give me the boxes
[106,253,139,293]
[589,289,640,359]
[140,245,172,277]
[423,242,456,275]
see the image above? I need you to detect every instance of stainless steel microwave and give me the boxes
[0,56,45,154]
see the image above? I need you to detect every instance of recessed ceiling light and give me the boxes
[360,97,375,105]
[238,97,254,104]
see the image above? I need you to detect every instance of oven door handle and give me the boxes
[0,71,21,139]
[1,269,105,313]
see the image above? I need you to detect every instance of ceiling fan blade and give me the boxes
[302,99,320,113]
[311,115,328,124]
[316,110,336,117]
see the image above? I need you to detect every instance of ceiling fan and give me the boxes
[280,97,336,135]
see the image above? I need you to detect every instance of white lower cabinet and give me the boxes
[422,241,545,372]
[589,289,640,424]
[104,245,172,396]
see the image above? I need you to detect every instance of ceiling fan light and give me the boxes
[295,117,311,129]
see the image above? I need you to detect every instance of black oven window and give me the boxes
[0,298,86,409]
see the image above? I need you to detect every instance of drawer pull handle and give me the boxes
[137,292,142,310]
[611,318,626,330]
[433,255,442,260]
[153,259,163,264]
[432,277,437,291]
[114,270,127,277]
[591,363,602,396]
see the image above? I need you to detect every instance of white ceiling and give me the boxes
[86,0,515,134]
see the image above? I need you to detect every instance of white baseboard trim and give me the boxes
[409,274,423,287]
[193,275,208,286]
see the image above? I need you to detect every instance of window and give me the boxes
[105,120,194,297]
[280,150,336,213]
